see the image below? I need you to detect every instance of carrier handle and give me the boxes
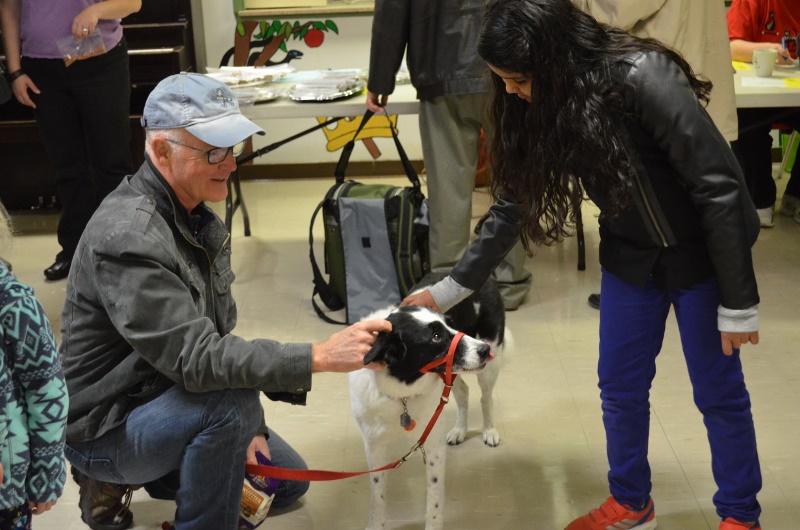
[334,109,422,196]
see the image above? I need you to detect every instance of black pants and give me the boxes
[732,107,800,209]
[23,38,132,260]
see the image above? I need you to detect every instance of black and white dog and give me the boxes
[349,272,509,530]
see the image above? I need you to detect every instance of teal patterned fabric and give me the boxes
[0,263,67,510]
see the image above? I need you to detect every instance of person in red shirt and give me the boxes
[728,0,800,227]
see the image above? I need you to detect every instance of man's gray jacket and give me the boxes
[60,158,311,443]
[368,0,489,100]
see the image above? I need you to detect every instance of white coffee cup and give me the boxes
[753,49,778,77]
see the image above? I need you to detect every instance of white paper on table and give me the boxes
[740,77,791,88]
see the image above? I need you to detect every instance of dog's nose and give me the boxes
[478,342,494,361]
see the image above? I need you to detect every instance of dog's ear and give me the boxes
[364,330,406,366]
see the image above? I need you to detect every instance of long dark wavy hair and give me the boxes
[477,0,712,250]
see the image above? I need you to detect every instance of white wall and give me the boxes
[197,1,422,167]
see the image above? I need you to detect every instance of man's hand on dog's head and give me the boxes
[401,290,441,312]
[312,319,391,373]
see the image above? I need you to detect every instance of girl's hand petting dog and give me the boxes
[312,319,391,372]
[401,289,441,312]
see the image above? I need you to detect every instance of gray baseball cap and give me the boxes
[141,72,265,147]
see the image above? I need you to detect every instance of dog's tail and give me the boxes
[498,326,515,367]
[481,326,513,369]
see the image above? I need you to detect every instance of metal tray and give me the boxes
[288,79,367,102]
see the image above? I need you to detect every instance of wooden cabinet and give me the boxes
[124,2,196,117]
[0,0,197,210]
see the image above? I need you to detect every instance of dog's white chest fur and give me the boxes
[350,369,445,444]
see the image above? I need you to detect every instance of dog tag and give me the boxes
[400,399,416,431]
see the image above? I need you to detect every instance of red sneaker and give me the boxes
[720,518,761,530]
[565,496,656,530]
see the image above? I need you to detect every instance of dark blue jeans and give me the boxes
[598,270,761,523]
[65,385,309,530]
[23,39,133,261]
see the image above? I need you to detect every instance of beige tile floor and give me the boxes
[4,174,800,530]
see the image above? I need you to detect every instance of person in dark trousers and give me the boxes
[0,0,141,281]
[60,73,391,530]
[366,0,532,310]
[405,1,763,529]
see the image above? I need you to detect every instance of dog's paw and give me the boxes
[446,427,467,445]
[482,428,501,447]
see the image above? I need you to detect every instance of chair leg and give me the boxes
[575,201,585,271]
[778,130,798,180]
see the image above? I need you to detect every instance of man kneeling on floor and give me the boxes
[59,72,390,530]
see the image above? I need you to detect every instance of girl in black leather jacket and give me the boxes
[404,1,763,529]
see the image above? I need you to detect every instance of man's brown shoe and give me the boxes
[71,467,134,530]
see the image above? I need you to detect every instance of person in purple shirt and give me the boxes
[0,0,141,282]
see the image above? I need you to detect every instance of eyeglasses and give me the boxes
[165,139,246,164]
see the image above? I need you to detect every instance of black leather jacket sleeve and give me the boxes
[624,52,759,309]
[449,195,526,292]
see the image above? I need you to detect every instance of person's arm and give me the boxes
[10,296,68,509]
[0,0,39,108]
[729,39,792,64]
[366,0,410,104]
[91,228,387,394]
[403,196,525,313]
[574,0,667,32]
[71,0,142,39]
[0,0,22,74]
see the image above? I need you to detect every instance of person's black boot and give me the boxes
[71,467,134,530]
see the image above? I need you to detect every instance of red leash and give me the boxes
[244,332,465,481]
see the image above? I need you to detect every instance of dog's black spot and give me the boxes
[373,477,379,483]
[431,476,438,483]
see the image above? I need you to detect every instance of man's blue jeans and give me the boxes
[599,270,761,523]
[65,385,309,529]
